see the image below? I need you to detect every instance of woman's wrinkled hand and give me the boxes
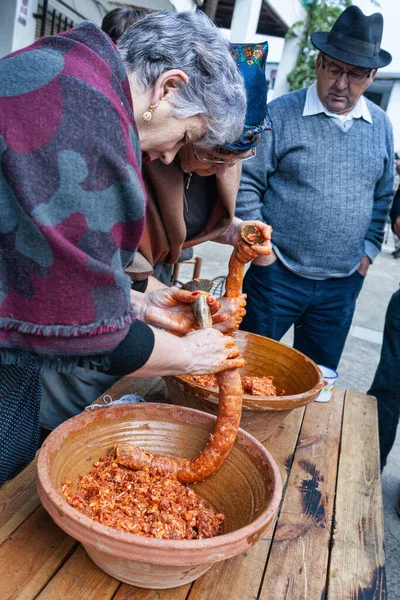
[131,287,221,334]
[182,328,245,374]
[212,294,247,334]
[233,220,273,265]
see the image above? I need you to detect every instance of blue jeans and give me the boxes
[367,289,400,469]
[241,259,364,370]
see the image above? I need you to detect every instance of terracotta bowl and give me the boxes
[37,403,282,589]
[164,330,324,443]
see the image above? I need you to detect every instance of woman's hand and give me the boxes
[212,294,247,334]
[232,219,273,264]
[130,326,245,377]
[131,287,222,334]
[182,328,245,374]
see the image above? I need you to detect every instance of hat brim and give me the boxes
[311,31,392,69]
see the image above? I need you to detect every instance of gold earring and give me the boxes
[142,102,159,122]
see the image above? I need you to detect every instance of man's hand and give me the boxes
[357,255,371,277]
[393,215,400,238]
[251,248,278,267]
[231,219,273,264]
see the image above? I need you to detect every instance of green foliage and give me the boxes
[287,0,352,91]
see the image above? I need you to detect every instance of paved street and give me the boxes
[177,232,399,598]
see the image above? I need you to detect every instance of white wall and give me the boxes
[12,0,38,51]
[265,0,307,98]
[50,0,110,26]
[108,0,195,12]
[267,0,306,28]
[170,0,196,10]
[386,81,400,152]
[0,0,39,57]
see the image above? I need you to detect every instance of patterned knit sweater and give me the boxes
[0,22,150,359]
[236,87,395,279]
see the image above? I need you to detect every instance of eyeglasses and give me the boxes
[320,55,373,84]
[193,146,256,164]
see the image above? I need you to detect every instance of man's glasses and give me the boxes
[193,146,256,164]
[320,55,373,84]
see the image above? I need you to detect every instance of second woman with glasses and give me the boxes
[128,41,273,323]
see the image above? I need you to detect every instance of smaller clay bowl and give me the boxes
[37,403,282,590]
[165,331,324,443]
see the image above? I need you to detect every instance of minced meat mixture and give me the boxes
[189,374,283,397]
[63,453,224,540]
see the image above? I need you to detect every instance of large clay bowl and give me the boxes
[165,330,324,443]
[37,403,282,589]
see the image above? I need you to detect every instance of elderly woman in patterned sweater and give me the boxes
[0,11,248,484]
[38,41,274,436]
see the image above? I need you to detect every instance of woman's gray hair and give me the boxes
[117,11,246,149]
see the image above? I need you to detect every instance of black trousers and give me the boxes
[368,289,400,469]
[241,259,364,370]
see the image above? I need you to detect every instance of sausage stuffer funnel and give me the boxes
[181,278,213,329]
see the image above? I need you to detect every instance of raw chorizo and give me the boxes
[116,225,263,483]
[116,368,242,483]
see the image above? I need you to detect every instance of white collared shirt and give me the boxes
[302,82,373,131]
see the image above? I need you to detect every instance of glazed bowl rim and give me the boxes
[37,403,283,556]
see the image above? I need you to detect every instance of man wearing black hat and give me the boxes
[236,6,395,371]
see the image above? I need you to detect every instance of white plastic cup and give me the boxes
[315,365,338,403]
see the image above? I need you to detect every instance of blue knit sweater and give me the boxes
[236,88,395,279]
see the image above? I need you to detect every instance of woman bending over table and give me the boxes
[38,41,274,437]
[0,11,247,484]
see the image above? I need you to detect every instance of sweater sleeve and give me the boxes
[107,319,155,375]
[364,118,395,262]
[235,125,276,222]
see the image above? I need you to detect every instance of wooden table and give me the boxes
[0,379,386,600]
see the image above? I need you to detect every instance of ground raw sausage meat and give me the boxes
[62,453,224,540]
[189,374,281,397]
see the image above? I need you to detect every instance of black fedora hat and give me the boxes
[311,5,392,69]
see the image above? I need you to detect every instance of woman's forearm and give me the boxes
[128,327,190,376]
[127,327,244,377]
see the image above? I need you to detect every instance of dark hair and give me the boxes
[101,7,149,43]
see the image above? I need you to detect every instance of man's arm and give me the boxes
[235,122,276,223]
[364,120,395,262]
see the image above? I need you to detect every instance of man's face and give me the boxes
[316,53,377,114]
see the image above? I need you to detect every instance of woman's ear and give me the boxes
[150,69,189,105]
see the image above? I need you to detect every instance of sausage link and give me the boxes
[224,254,244,299]
[115,368,242,483]
[115,231,255,483]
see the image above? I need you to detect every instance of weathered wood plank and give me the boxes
[145,378,171,404]
[113,582,191,599]
[187,406,306,600]
[0,505,76,600]
[259,387,345,600]
[36,545,120,600]
[0,457,40,545]
[327,391,386,600]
